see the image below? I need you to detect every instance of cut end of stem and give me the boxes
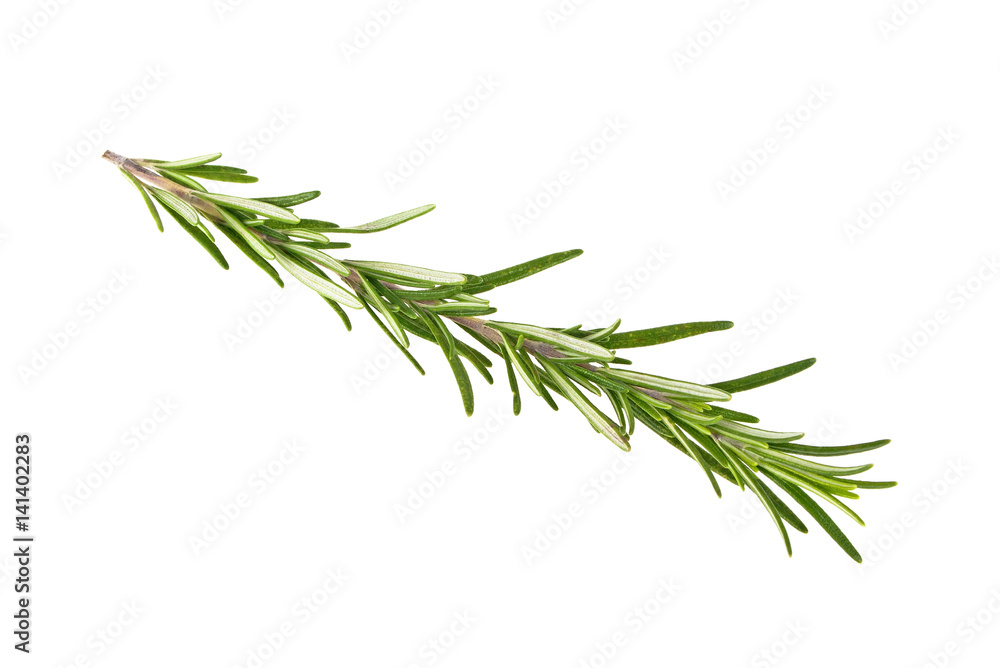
[102,150,125,166]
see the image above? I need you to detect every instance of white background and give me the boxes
[2,1,999,666]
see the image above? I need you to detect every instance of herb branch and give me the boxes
[104,149,894,561]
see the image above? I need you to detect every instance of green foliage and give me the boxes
[465,249,584,294]
[105,149,895,562]
[710,358,817,393]
[602,321,734,348]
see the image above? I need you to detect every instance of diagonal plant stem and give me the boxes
[104,150,200,201]
[104,150,227,218]
[104,148,896,562]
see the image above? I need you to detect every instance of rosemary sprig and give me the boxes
[103,150,895,561]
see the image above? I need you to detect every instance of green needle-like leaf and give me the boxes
[707,406,760,424]
[216,208,274,260]
[215,223,283,287]
[455,340,494,385]
[151,153,222,169]
[537,381,560,411]
[712,421,804,444]
[746,446,874,477]
[603,321,734,348]
[499,334,542,396]
[416,308,456,360]
[254,191,321,207]
[283,244,350,276]
[619,392,635,435]
[368,279,418,319]
[663,413,721,497]
[762,465,865,527]
[119,169,162,232]
[583,319,622,342]
[487,321,615,362]
[540,358,629,451]
[607,369,732,402]
[326,297,353,331]
[346,261,467,287]
[196,191,300,223]
[273,250,362,308]
[356,274,407,344]
[835,478,896,489]
[448,353,475,416]
[423,304,497,318]
[734,457,792,557]
[328,204,436,234]
[398,285,465,301]
[500,344,522,416]
[678,424,730,472]
[300,241,351,250]
[564,366,601,396]
[160,205,228,269]
[770,439,892,457]
[177,165,259,183]
[608,392,627,434]
[150,188,215,241]
[757,459,859,494]
[570,366,631,394]
[156,168,207,192]
[464,249,584,294]
[265,218,340,232]
[257,226,291,242]
[283,229,330,243]
[359,299,422,374]
[757,477,809,534]
[180,164,246,174]
[763,470,862,562]
[715,442,747,492]
[148,188,201,227]
[710,358,817,393]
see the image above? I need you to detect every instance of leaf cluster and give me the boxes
[108,150,895,562]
